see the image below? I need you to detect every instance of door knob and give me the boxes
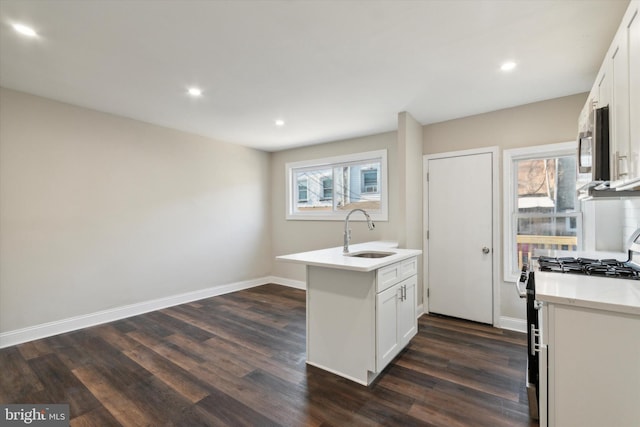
[482,247,490,254]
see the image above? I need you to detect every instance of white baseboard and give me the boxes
[500,316,527,333]
[0,275,524,348]
[267,276,306,290]
[0,276,278,349]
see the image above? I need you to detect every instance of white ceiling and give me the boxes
[0,0,630,151]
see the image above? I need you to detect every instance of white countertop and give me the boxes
[536,271,640,316]
[276,241,422,272]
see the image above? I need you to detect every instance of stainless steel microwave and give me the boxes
[578,105,610,182]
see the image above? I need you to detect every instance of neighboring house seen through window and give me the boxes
[361,169,379,193]
[286,150,388,220]
[321,177,333,200]
[297,179,308,202]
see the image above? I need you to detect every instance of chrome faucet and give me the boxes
[343,208,375,253]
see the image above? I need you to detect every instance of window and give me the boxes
[321,177,333,200]
[361,169,379,193]
[286,150,388,220]
[503,142,582,281]
[297,179,308,202]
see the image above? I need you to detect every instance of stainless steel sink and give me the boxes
[345,251,395,258]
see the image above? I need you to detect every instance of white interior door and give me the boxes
[427,152,493,324]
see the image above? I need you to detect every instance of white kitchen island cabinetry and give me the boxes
[277,242,421,385]
[376,260,417,372]
[536,272,640,427]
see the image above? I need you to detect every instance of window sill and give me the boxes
[286,213,388,222]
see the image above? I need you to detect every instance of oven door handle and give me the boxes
[530,324,541,356]
[515,278,527,299]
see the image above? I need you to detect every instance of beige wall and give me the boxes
[423,93,587,154]
[270,132,399,282]
[423,92,587,320]
[397,111,424,302]
[0,88,272,333]
[0,87,589,337]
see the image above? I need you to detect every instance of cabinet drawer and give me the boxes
[400,257,417,278]
[376,257,417,293]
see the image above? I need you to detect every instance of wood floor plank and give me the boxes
[196,389,283,427]
[27,353,101,418]
[145,310,215,342]
[69,405,122,427]
[165,333,255,377]
[130,336,206,378]
[0,284,537,426]
[71,366,153,426]
[163,305,276,357]
[89,324,143,353]
[17,340,52,360]
[203,334,306,385]
[0,347,44,402]
[122,345,210,403]
[183,358,311,425]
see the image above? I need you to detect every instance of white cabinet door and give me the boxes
[597,65,612,110]
[398,275,417,344]
[375,274,418,373]
[611,36,630,181]
[548,305,640,427]
[376,283,400,372]
[629,7,640,178]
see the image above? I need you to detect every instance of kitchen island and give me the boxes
[277,242,422,385]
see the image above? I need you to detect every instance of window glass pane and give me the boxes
[297,180,307,201]
[513,154,579,270]
[361,169,378,193]
[321,177,333,200]
[334,161,381,211]
[286,150,387,220]
[294,168,332,212]
[516,216,579,269]
[516,156,577,214]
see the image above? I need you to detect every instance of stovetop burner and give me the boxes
[537,256,640,279]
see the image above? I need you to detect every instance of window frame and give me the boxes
[285,149,388,221]
[503,141,583,282]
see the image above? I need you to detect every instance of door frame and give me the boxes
[423,146,501,326]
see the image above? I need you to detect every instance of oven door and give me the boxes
[526,271,540,420]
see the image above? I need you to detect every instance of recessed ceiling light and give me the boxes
[187,87,202,97]
[500,61,517,72]
[275,119,285,127]
[12,23,38,37]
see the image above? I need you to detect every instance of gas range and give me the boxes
[532,228,640,280]
[536,256,640,279]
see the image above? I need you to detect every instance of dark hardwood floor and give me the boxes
[0,284,538,426]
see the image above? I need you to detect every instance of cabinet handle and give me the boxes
[616,152,629,178]
[398,284,406,301]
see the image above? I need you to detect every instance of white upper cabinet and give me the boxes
[586,0,640,187]
[597,63,612,110]
[629,8,640,180]
[611,36,630,182]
